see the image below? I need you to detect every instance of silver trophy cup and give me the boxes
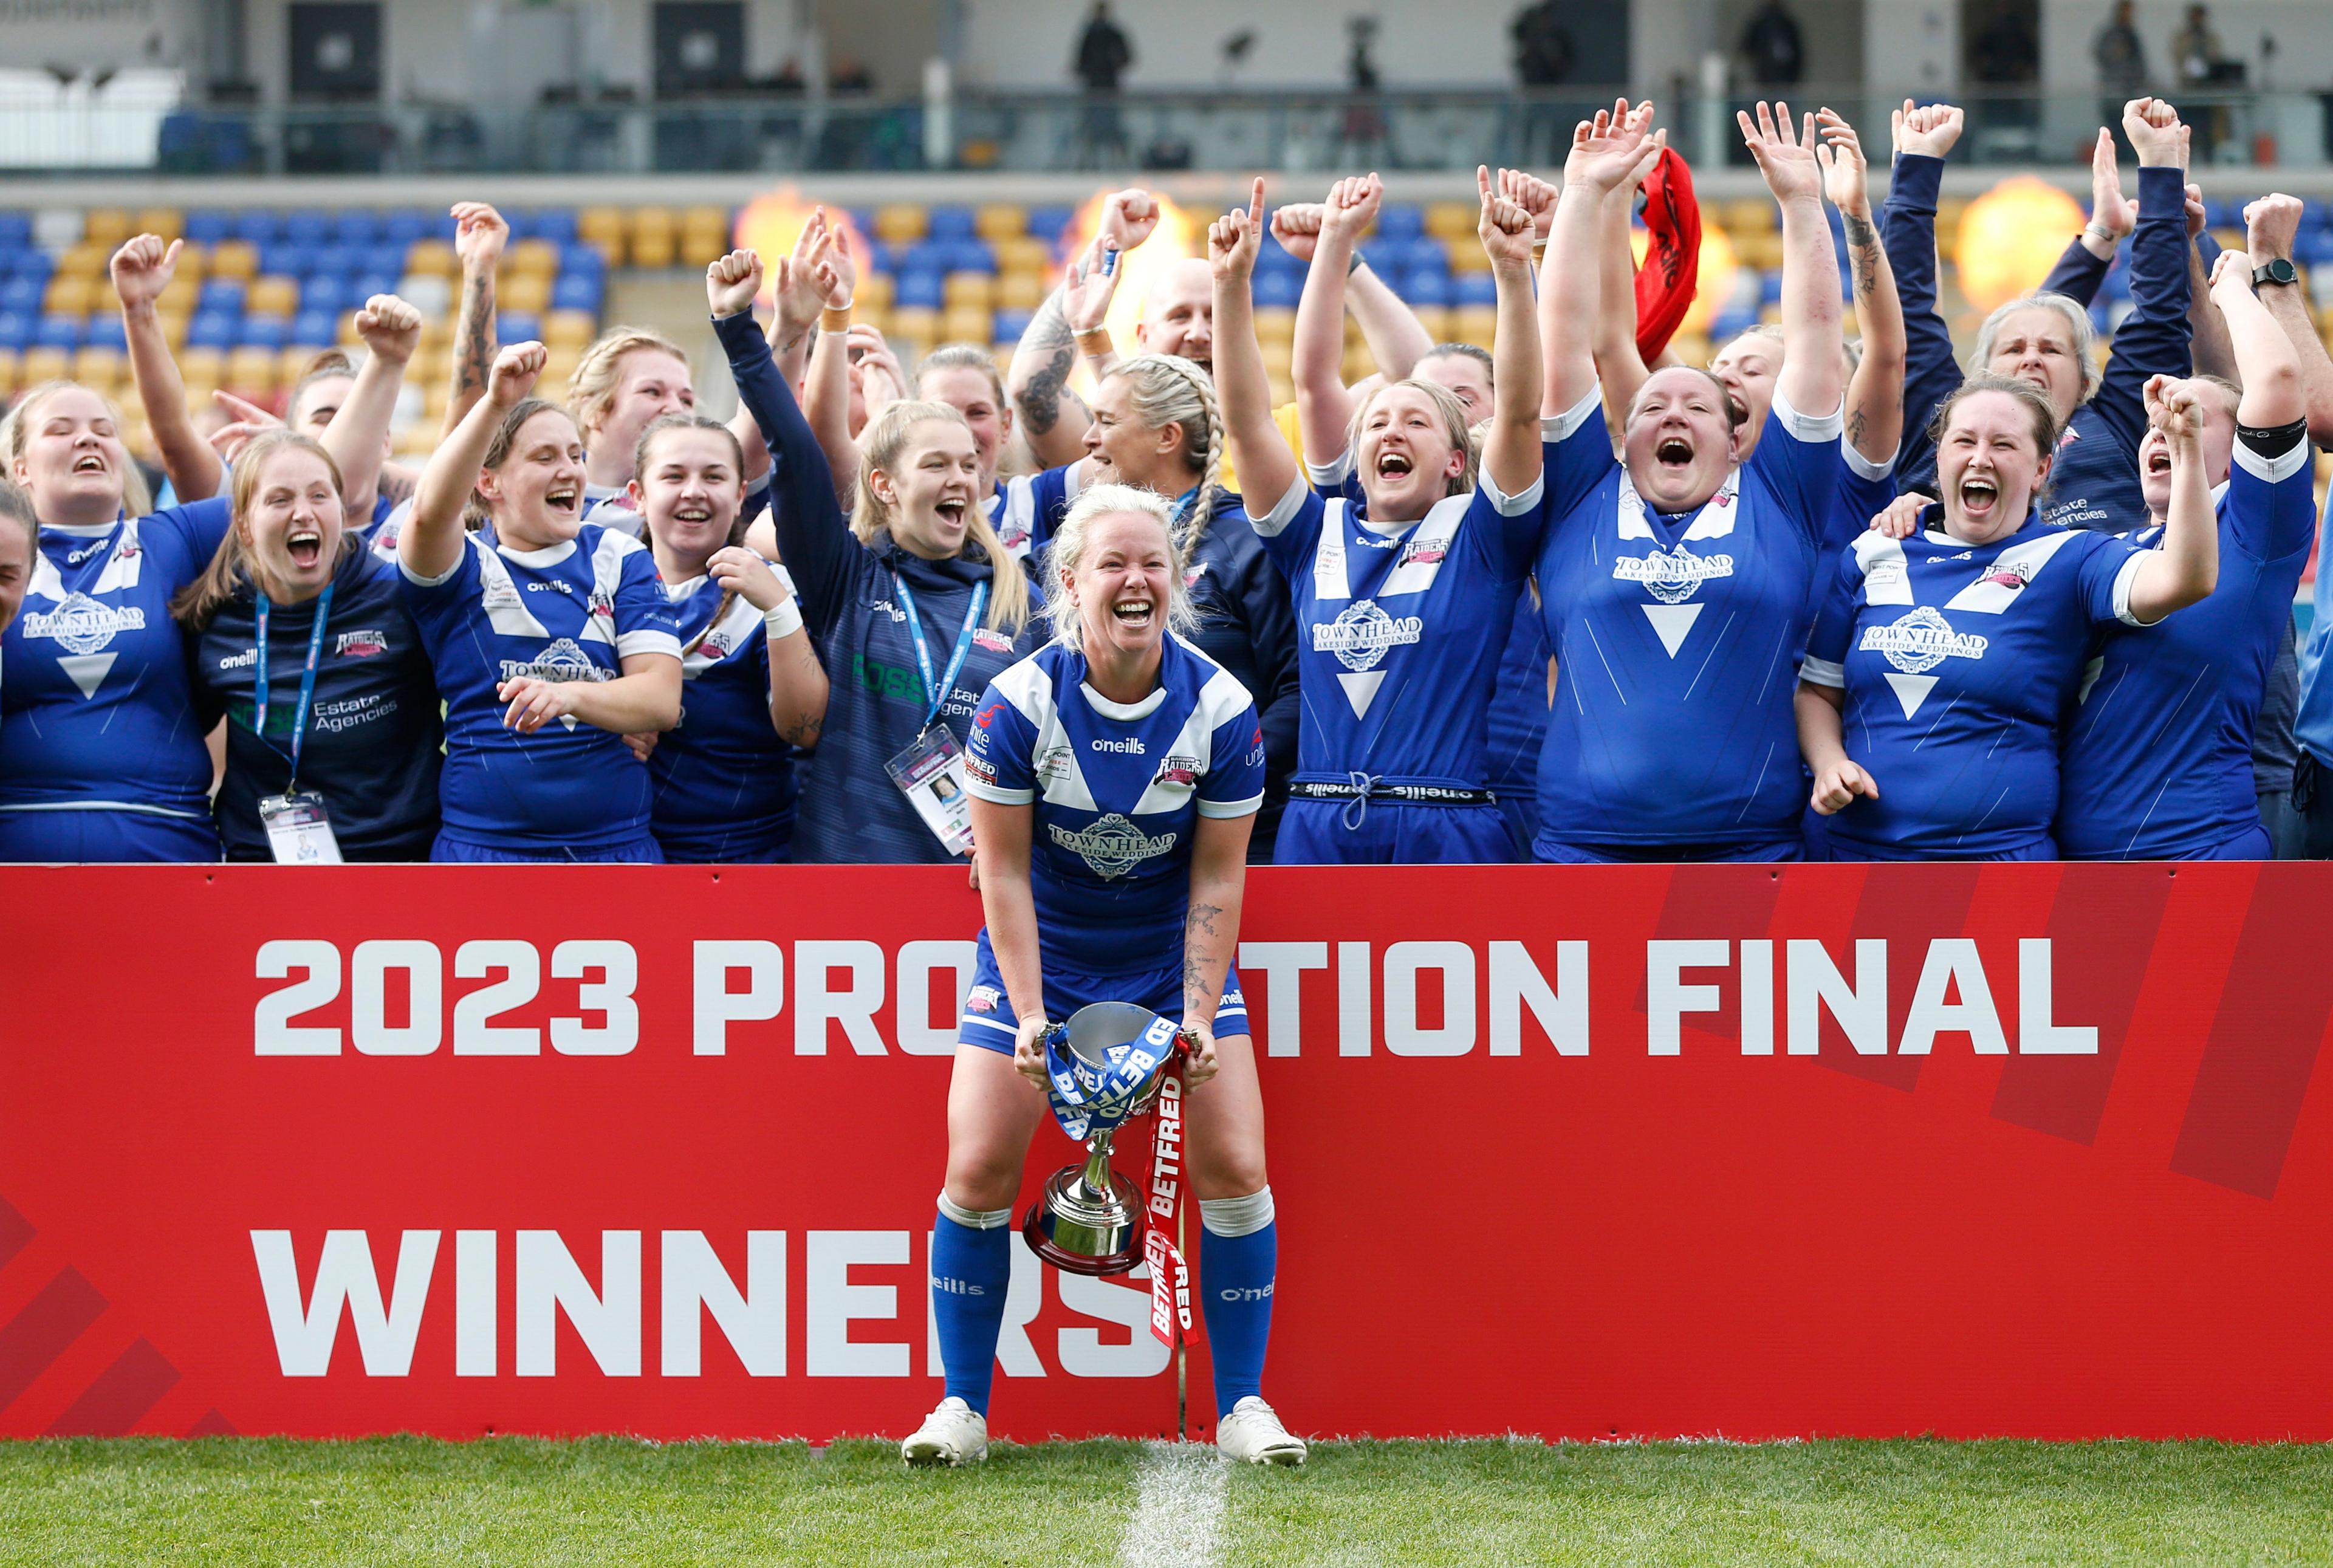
[1023,1001,1180,1276]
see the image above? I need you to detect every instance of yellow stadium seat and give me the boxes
[1258,340,1293,377]
[70,347,123,388]
[422,382,451,419]
[417,314,452,351]
[1341,344,1376,384]
[134,207,183,242]
[247,275,300,316]
[543,346,581,383]
[53,243,105,278]
[682,204,728,235]
[1723,199,1776,235]
[225,347,280,394]
[854,304,891,338]
[43,275,94,314]
[1410,306,1453,342]
[1424,202,1476,241]
[578,205,625,250]
[83,210,132,249]
[875,204,928,244]
[177,344,223,386]
[995,236,1050,273]
[997,273,1044,311]
[889,305,939,341]
[538,375,570,407]
[21,347,70,388]
[0,347,19,394]
[942,307,991,343]
[629,228,677,269]
[680,229,727,269]
[1448,243,1493,273]
[1253,307,1297,344]
[1454,305,1498,347]
[208,241,258,281]
[975,205,1027,242]
[499,274,552,315]
[165,241,208,278]
[273,346,317,386]
[338,312,366,346]
[857,271,895,310]
[542,309,595,349]
[409,345,450,386]
[404,238,457,278]
[504,237,560,278]
[157,273,200,313]
[942,272,994,310]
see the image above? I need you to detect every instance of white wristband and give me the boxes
[763,598,804,640]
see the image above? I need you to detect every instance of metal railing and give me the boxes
[0,86,2324,178]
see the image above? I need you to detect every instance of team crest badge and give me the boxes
[1050,813,1177,878]
[334,629,388,658]
[1151,755,1201,788]
[1311,598,1423,673]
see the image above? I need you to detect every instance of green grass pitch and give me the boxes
[2,1436,2330,1566]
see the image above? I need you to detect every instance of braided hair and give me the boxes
[1102,354,1222,560]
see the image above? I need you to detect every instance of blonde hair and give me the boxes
[170,431,351,629]
[1041,482,1199,648]
[1972,292,2102,405]
[567,326,690,445]
[1101,354,1224,556]
[4,380,152,519]
[914,342,1007,406]
[849,399,1030,637]
[633,412,752,656]
[1346,378,1479,499]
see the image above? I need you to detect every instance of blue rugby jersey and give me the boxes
[194,547,442,860]
[0,499,231,836]
[1803,508,2151,859]
[2060,430,2319,858]
[648,564,801,862]
[1533,389,1845,860]
[964,634,1264,976]
[1883,156,2192,535]
[399,521,680,852]
[1249,456,1543,793]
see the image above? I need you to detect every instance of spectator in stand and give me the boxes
[0,381,230,860]
[623,253,831,864]
[2170,4,2233,159]
[1740,0,1806,89]
[1882,97,2195,536]
[716,248,1038,866]
[1072,1,1134,168]
[2094,0,2150,146]
[396,343,682,863]
[175,423,442,862]
[2058,253,2317,860]
[1216,170,1546,864]
[0,485,33,644]
[1532,102,1847,864]
[1799,376,2217,860]
[1512,0,1577,163]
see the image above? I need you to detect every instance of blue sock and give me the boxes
[930,1205,1012,1415]
[1198,1188,1278,1412]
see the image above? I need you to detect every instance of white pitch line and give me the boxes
[1119,1439,1228,1568]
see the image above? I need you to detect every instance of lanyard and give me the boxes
[892,571,987,733]
[255,583,334,787]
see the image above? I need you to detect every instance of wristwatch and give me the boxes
[2253,258,2300,288]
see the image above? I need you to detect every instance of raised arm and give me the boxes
[1290,175,1382,468]
[2244,195,2333,445]
[1541,102,1654,418]
[1478,166,1544,500]
[1008,188,1154,467]
[111,235,222,503]
[1211,179,1299,515]
[773,211,855,504]
[1818,109,1903,464]
[441,202,507,439]
[1742,100,1843,421]
[403,341,543,581]
[1591,151,1653,431]
[1343,255,1435,385]
[2086,100,2196,463]
[1880,99,1967,479]
[2182,185,2237,382]
[319,294,420,523]
[2210,248,2304,430]
[2126,375,2218,622]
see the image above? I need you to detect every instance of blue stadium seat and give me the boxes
[1375,205,1424,243]
[1025,207,1075,247]
[992,307,1035,343]
[1398,270,1453,309]
[530,210,578,245]
[1253,272,1301,310]
[35,314,81,349]
[1707,306,1757,342]
[383,209,431,247]
[2297,229,2333,267]
[1453,272,1499,307]
[1759,269,1785,304]
[331,210,378,246]
[927,207,976,243]
[0,276,38,313]
[942,239,995,273]
[290,309,338,347]
[351,272,399,304]
[264,242,319,279]
[300,275,346,315]
[550,273,603,312]
[312,244,360,279]
[83,313,126,352]
[560,242,606,276]
[8,248,51,281]
[199,278,247,313]
[186,312,238,349]
[903,240,950,275]
[0,311,29,351]
[184,209,231,246]
[365,244,409,280]
[283,210,331,247]
[233,210,279,245]
[0,212,28,251]
[497,311,543,344]
[894,270,945,310]
[872,241,911,275]
[1393,239,1448,276]
[239,315,290,351]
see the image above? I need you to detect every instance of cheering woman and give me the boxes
[902,482,1303,1468]
[397,343,682,861]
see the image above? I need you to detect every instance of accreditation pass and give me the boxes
[885,727,976,857]
[258,790,344,864]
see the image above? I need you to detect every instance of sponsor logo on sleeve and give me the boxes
[965,984,1002,1015]
[1151,755,1201,788]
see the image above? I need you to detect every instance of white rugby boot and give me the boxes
[1215,1396,1307,1465]
[900,1396,988,1467]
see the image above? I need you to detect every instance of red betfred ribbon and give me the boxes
[1144,1053,1196,1347]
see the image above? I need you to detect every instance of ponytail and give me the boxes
[1103,354,1222,559]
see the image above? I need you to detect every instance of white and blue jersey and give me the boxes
[958,634,1262,1050]
[1250,454,1543,864]
[0,500,231,861]
[2060,428,2318,859]
[649,565,801,863]
[399,521,682,857]
[1533,389,1846,861]
[1803,508,2153,860]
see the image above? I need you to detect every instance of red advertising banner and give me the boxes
[1,863,2328,1443]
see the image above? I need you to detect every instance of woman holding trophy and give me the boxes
[900,482,1305,1468]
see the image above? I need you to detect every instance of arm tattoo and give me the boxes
[375,464,417,507]
[1841,212,1881,303]
[453,271,495,399]
[1015,293,1089,437]
[1846,406,1867,448]
[1182,901,1224,999]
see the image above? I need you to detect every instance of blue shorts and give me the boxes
[430,831,664,864]
[1536,835,1803,864]
[1829,834,2057,863]
[958,927,1250,1054]
[0,806,218,863]
[1275,796,1516,866]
